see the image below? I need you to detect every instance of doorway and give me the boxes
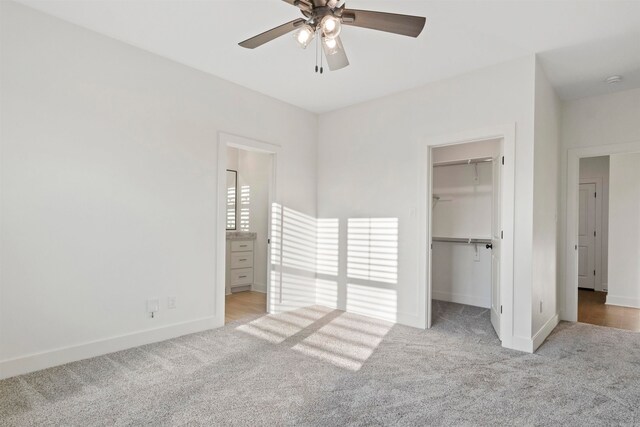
[217,133,279,326]
[566,144,640,331]
[426,132,514,344]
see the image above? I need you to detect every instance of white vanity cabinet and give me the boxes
[225,234,256,294]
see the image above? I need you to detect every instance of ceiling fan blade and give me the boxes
[282,0,313,12]
[239,18,306,49]
[341,9,426,38]
[322,36,349,71]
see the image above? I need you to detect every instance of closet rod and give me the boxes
[432,237,492,245]
[433,156,493,168]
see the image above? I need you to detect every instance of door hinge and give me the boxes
[501,156,505,165]
[594,192,597,198]
[501,230,504,239]
[575,244,578,250]
[267,238,271,244]
[594,270,596,276]
[594,230,596,237]
[500,305,503,314]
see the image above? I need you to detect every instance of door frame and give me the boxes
[578,178,603,291]
[563,140,640,321]
[420,124,515,348]
[216,132,280,326]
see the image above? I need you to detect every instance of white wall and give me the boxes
[0,2,317,378]
[531,61,561,342]
[431,141,499,309]
[561,88,640,151]
[559,88,640,318]
[606,153,640,308]
[579,156,610,291]
[432,162,493,239]
[317,55,537,350]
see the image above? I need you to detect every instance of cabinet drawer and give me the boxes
[231,241,253,252]
[231,252,253,269]
[230,268,253,286]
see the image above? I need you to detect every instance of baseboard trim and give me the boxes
[503,335,534,353]
[251,283,267,293]
[606,295,640,309]
[532,314,560,352]
[501,314,559,353]
[0,316,220,380]
[432,290,490,309]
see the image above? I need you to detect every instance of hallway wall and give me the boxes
[607,153,640,308]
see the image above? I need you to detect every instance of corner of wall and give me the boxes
[532,313,560,351]
[529,55,561,342]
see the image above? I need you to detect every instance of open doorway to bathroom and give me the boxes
[576,154,640,331]
[224,144,274,324]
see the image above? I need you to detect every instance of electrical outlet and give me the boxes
[168,296,176,310]
[147,298,159,318]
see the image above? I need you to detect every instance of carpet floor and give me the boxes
[2,300,640,426]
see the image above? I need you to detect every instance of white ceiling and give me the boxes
[16,0,640,113]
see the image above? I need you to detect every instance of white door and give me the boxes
[490,155,501,339]
[578,183,596,289]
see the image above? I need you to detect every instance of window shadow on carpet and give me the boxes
[237,306,393,371]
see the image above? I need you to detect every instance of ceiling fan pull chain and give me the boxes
[315,30,319,73]
[320,36,324,74]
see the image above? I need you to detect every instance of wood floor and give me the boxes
[225,291,266,323]
[578,289,640,331]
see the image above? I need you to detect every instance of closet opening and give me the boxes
[428,138,504,341]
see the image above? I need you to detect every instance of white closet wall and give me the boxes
[431,140,500,308]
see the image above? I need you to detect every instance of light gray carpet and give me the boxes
[2,300,640,426]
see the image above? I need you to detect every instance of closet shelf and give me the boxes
[432,237,492,244]
[433,156,493,168]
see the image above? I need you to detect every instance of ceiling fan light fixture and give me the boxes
[294,25,315,48]
[321,15,342,39]
[323,36,338,55]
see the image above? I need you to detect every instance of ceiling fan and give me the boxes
[238,0,426,72]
